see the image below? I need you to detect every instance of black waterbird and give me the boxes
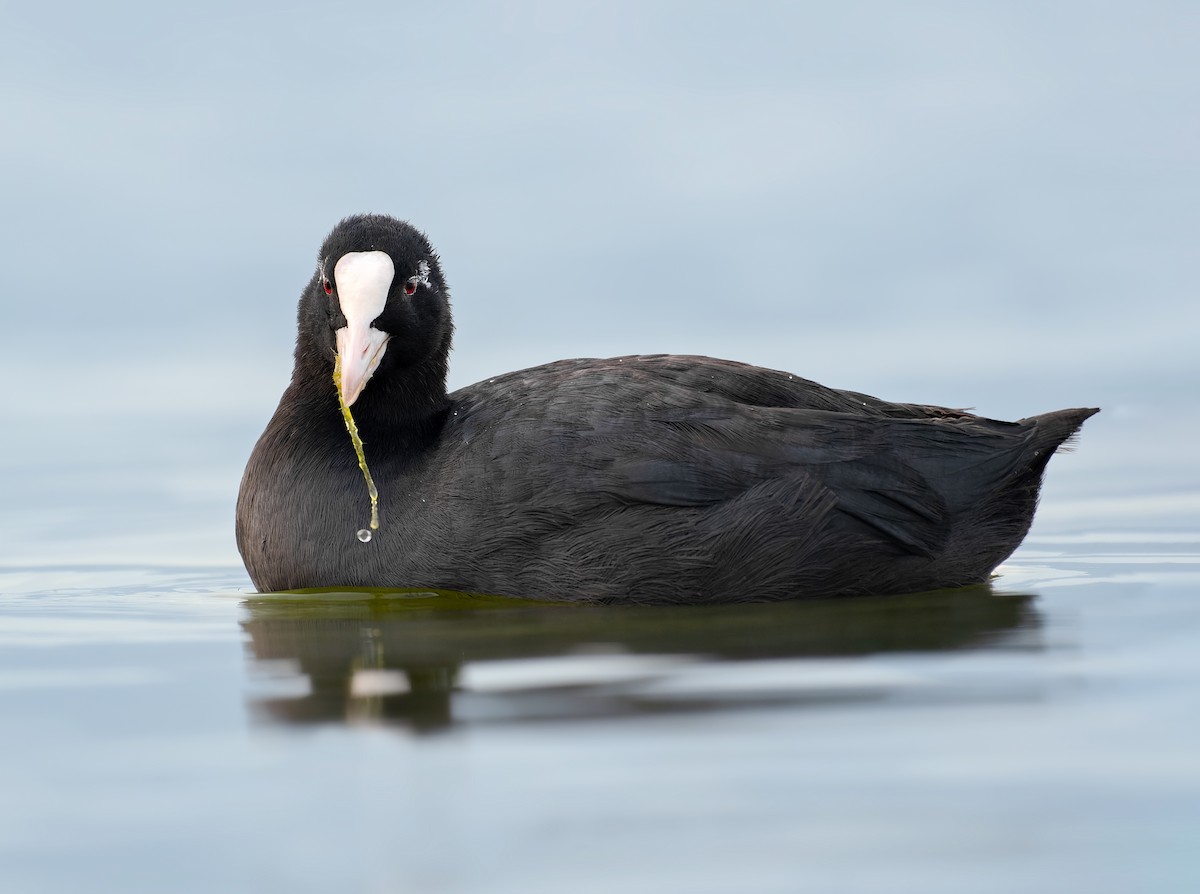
[236,214,1097,603]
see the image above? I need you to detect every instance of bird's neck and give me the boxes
[290,352,450,452]
[352,353,452,434]
[288,320,453,448]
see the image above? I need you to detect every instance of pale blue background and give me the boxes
[4,3,1196,569]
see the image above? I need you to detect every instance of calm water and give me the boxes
[3,538,1198,893]
[2,384,1199,893]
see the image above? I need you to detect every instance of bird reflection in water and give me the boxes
[241,586,1040,733]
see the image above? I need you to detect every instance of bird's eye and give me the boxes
[322,278,333,296]
[403,277,419,296]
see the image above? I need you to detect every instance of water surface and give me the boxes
[2,523,1198,893]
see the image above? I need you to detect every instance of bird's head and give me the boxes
[302,214,451,407]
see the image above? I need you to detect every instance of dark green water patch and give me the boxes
[242,584,1037,730]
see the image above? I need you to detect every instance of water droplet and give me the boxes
[357,529,372,543]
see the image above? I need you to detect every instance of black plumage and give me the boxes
[236,214,1097,603]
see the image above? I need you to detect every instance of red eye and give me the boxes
[322,279,333,296]
[403,279,418,296]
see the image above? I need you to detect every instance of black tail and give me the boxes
[1021,407,1100,457]
[952,406,1098,583]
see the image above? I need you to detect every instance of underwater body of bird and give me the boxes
[235,214,1097,603]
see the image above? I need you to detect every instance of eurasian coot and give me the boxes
[236,214,1097,602]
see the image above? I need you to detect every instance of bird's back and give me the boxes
[374,357,1098,602]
